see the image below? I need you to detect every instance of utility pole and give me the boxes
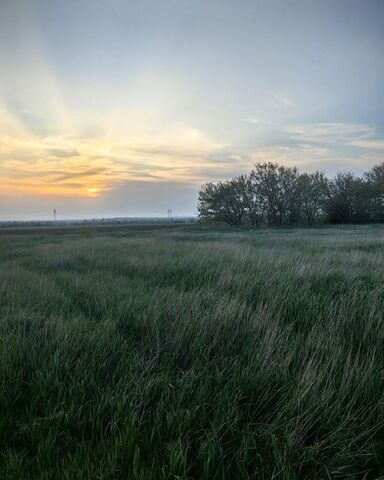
[53,208,57,222]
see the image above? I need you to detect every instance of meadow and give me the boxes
[0,224,383,479]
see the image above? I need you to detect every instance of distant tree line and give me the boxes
[198,162,384,226]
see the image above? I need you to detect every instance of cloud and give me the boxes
[284,123,384,163]
[246,122,384,175]
[245,117,263,124]
[245,117,273,126]
[348,139,384,150]
[248,145,374,177]
[1,108,384,203]
[55,167,109,181]
[285,122,377,145]
[47,148,80,158]
[0,119,230,197]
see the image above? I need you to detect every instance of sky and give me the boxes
[0,0,383,220]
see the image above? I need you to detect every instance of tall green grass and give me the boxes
[0,225,383,479]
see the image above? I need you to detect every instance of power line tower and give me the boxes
[167,208,173,222]
[53,208,57,222]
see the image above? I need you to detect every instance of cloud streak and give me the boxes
[1,118,384,201]
[0,115,233,197]
[285,123,377,145]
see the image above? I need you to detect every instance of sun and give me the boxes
[87,187,99,194]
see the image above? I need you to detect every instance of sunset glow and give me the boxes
[1,0,383,219]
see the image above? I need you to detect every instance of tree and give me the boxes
[297,172,329,225]
[364,163,384,223]
[250,163,300,226]
[197,179,245,225]
[235,174,265,227]
[198,161,384,227]
[324,172,371,224]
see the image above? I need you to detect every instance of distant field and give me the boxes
[0,222,191,236]
[1,225,383,479]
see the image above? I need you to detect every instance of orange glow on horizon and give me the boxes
[0,112,227,199]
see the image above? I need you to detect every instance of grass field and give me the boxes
[0,224,383,479]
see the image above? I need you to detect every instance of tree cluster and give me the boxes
[198,162,384,226]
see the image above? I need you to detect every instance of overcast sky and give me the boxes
[1,0,383,219]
